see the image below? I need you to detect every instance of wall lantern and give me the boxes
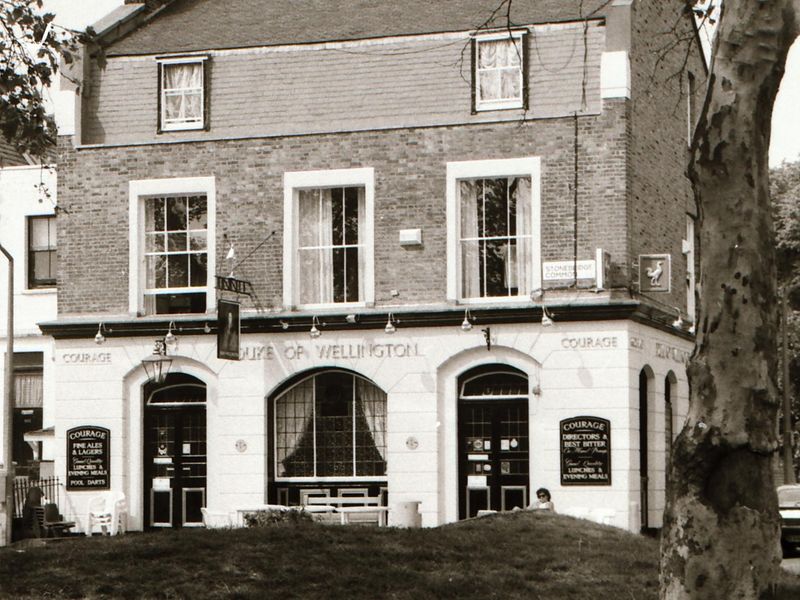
[142,338,172,385]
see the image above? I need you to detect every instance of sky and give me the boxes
[41,0,800,167]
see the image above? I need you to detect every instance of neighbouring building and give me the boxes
[0,145,58,482]
[43,0,705,532]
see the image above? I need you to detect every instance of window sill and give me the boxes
[160,123,204,133]
[22,287,56,296]
[475,101,524,112]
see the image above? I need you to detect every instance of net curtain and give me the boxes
[163,63,202,123]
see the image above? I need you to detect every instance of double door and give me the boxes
[144,406,207,528]
[458,400,529,519]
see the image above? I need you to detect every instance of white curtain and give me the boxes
[275,379,315,476]
[515,177,532,294]
[479,39,521,102]
[357,378,386,462]
[460,180,481,298]
[163,63,202,123]
[298,189,333,304]
[15,372,43,409]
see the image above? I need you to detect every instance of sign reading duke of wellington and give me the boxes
[67,426,110,490]
[560,417,611,486]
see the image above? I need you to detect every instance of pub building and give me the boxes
[39,0,703,532]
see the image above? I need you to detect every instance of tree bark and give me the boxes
[660,2,799,598]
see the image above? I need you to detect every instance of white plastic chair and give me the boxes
[86,491,128,536]
[201,507,234,528]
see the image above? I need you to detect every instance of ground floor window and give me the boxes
[273,370,387,479]
[13,352,44,478]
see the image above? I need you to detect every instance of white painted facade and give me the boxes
[50,318,690,533]
[0,164,58,469]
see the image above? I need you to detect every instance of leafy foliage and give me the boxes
[0,0,86,160]
[772,160,800,427]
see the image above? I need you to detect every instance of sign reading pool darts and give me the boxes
[67,426,110,490]
[560,417,611,486]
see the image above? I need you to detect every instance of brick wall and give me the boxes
[628,1,705,315]
[57,101,628,317]
[81,22,603,146]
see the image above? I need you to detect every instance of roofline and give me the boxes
[104,15,607,58]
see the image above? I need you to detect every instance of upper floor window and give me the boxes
[27,215,56,289]
[144,195,207,314]
[129,177,216,316]
[284,168,374,309]
[474,32,526,111]
[447,157,541,303]
[159,57,207,132]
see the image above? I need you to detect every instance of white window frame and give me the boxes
[129,176,216,315]
[283,168,375,310]
[158,56,207,132]
[446,157,541,303]
[474,31,525,112]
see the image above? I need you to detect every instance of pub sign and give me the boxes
[560,416,611,486]
[217,299,241,360]
[66,426,110,490]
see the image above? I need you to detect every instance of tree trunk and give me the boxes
[660,2,799,598]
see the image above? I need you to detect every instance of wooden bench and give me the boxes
[305,496,389,526]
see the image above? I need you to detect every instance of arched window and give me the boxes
[273,370,386,479]
[665,371,677,457]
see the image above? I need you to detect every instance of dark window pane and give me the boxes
[167,232,188,252]
[190,254,207,287]
[482,178,509,238]
[344,247,359,303]
[155,292,206,314]
[331,188,344,246]
[483,240,509,297]
[166,197,187,231]
[146,198,165,232]
[167,254,189,287]
[332,248,344,303]
[187,195,207,230]
[344,187,359,245]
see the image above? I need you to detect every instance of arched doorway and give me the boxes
[143,373,207,528]
[268,369,387,505]
[457,365,529,519]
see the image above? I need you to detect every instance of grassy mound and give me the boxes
[0,511,797,599]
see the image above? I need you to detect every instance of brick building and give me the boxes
[43,0,705,531]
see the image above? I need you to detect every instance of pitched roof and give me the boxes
[107,0,612,56]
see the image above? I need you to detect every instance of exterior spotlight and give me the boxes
[280,320,290,330]
[672,307,684,329]
[164,321,178,349]
[203,322,211,334]
[541,308,554,327]
[345,314,358,324]
[384,313,397,334]
[461,309,473,331]
[530,288,544,301]
[309,316,322,338]
[94,323,106,345]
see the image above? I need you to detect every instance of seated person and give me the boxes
[530,487,555,512]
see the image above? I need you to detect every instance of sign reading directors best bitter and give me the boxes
[67,426,110,490]
[560,416,611,485]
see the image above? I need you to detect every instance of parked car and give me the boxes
[778,484,800,556]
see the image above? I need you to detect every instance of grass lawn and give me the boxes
[1,511,799,599]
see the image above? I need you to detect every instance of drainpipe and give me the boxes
[0,243,13,546]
